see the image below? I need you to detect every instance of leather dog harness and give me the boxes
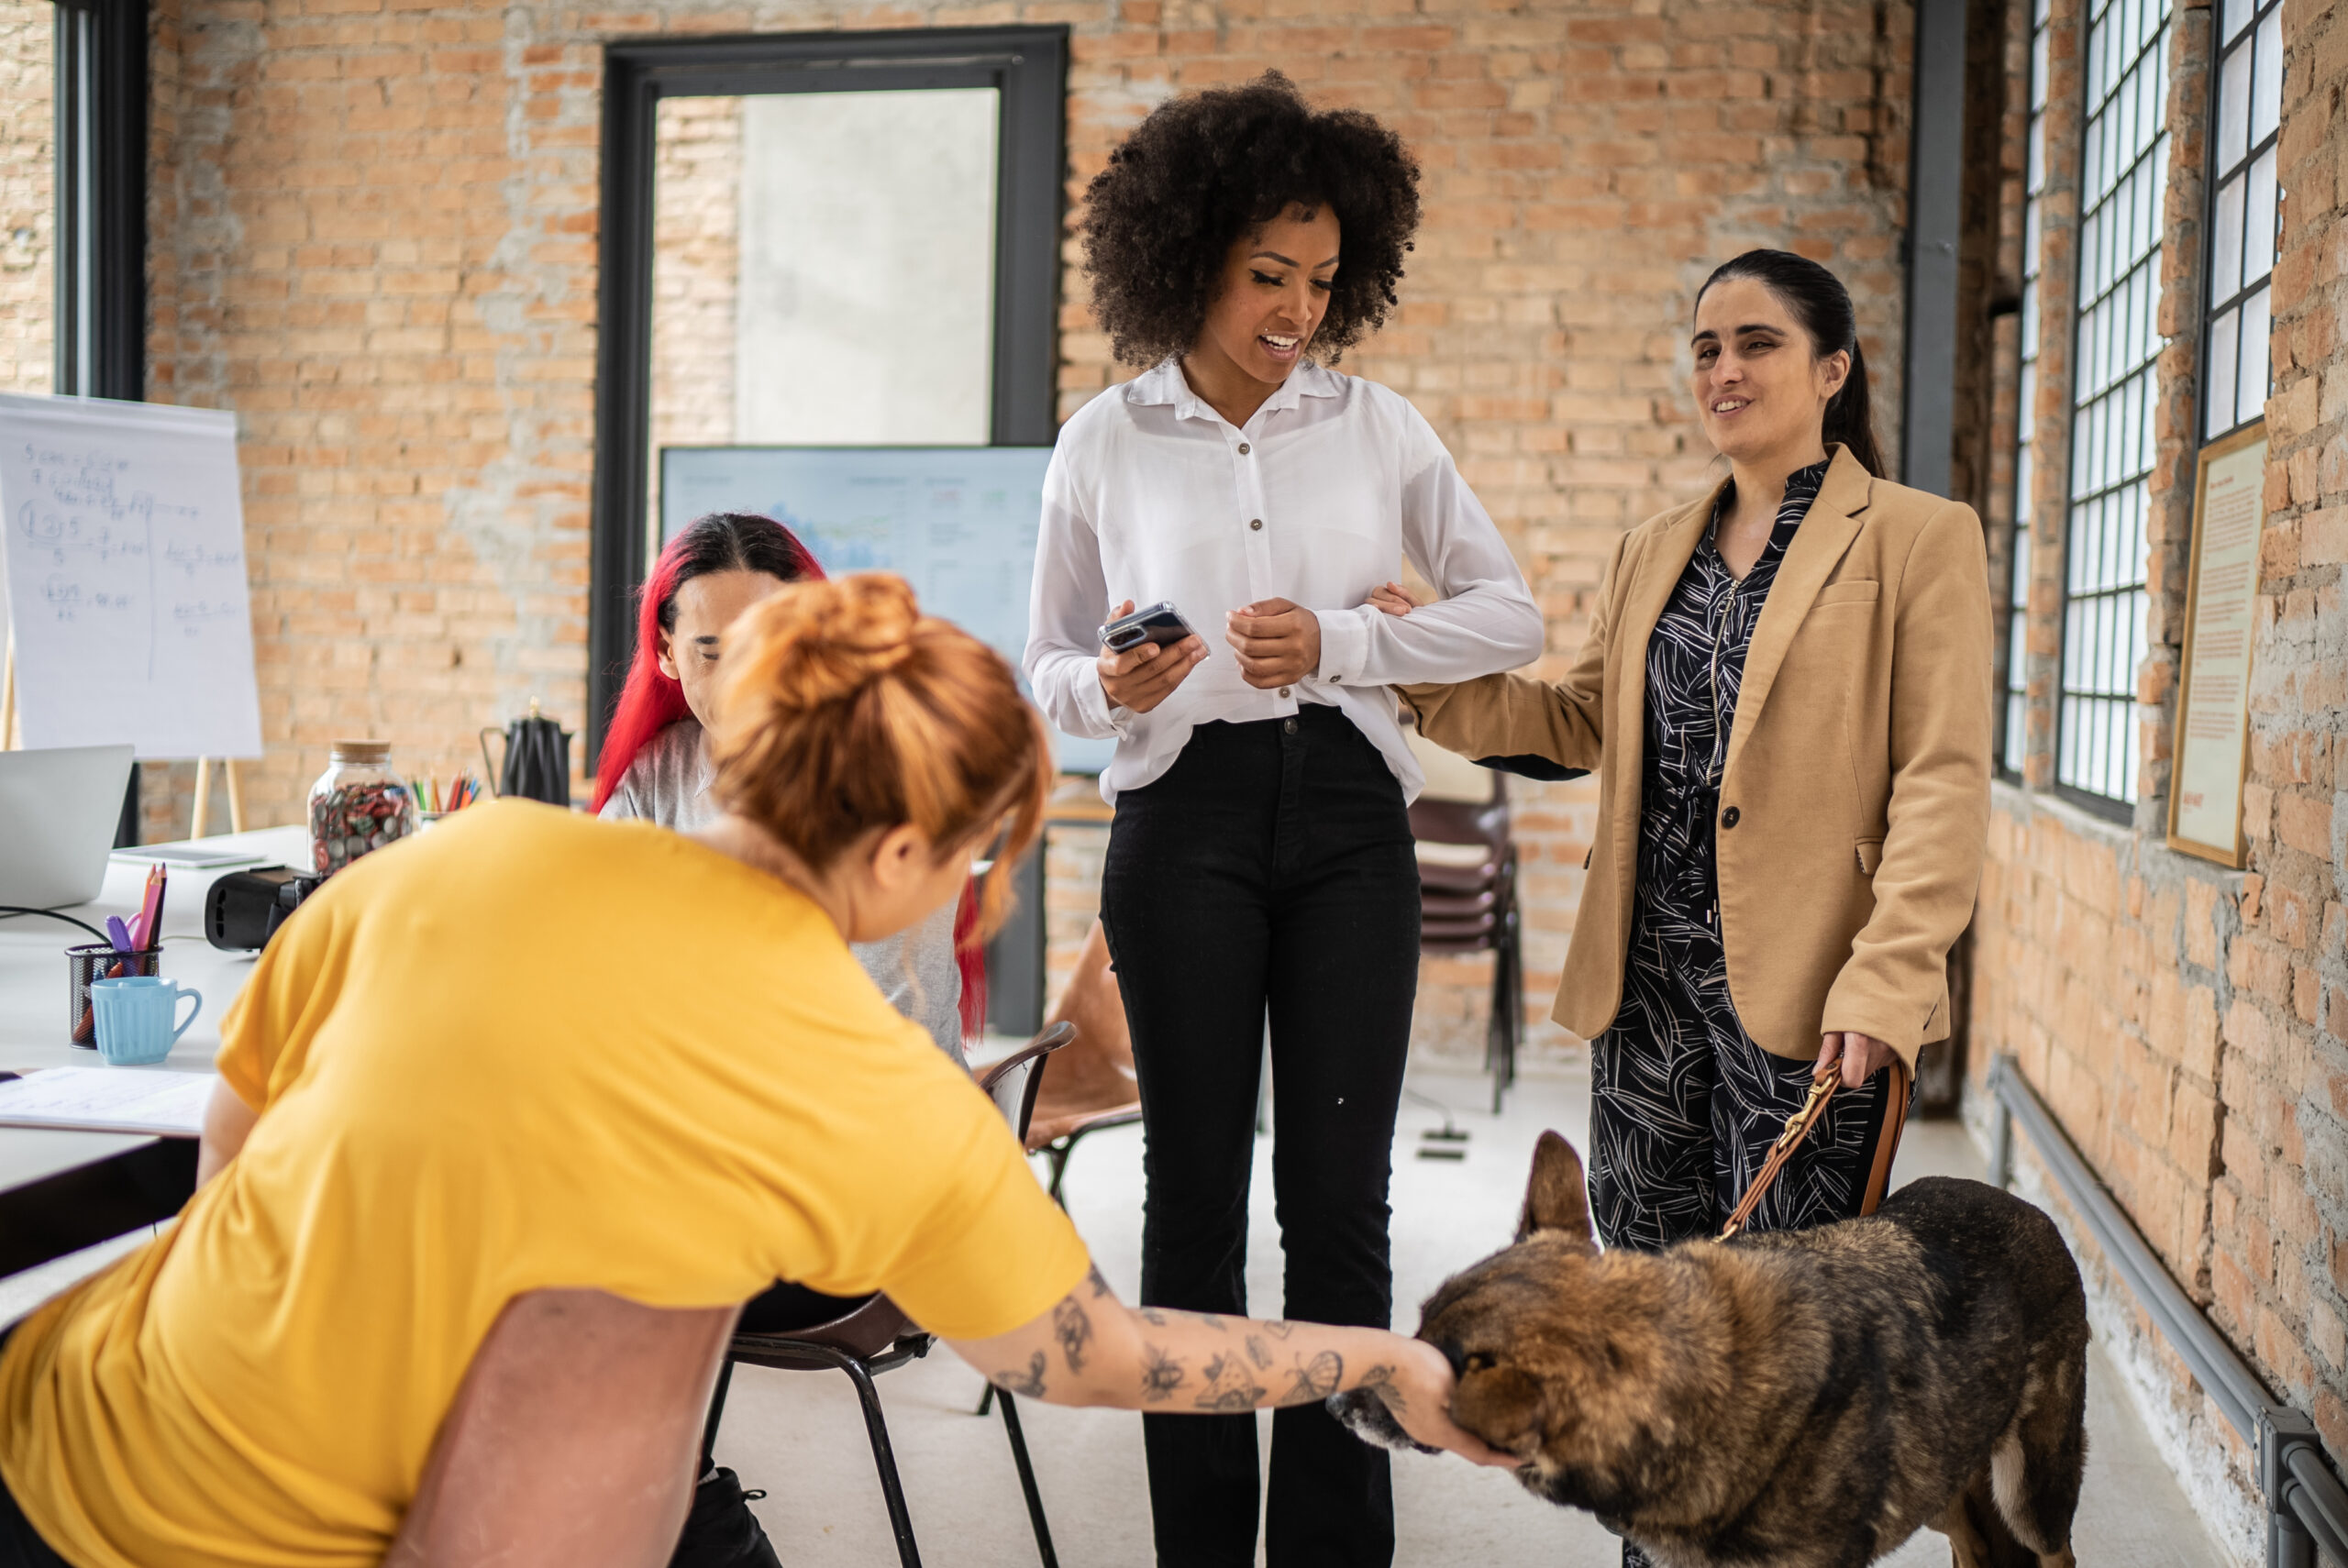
[1717,1059,1912,1242]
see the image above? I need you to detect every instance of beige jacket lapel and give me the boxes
[1721,447,1874,786]
[1615,481,1728,784]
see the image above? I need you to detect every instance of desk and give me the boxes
[0,825,306,1287]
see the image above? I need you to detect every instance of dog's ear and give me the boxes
[1516,1131,1596,1251]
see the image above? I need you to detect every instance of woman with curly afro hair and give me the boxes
[1024,72,1542,1567]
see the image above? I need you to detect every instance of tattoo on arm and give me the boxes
[1279,1351,1343,1405]
[1193,1352,1269,1412]
[1137,1307,1169,1328]
[1190,1311,1228,1332]
[1245,1335,1274,1370]
[1140,1344,1186,1402]
[1052,1297,1094,1374]
[1357,1364,1405,1415]
[992,1351,1048,1398]
[1260,1320,1296,1338]
[1085,1265,1112,1298]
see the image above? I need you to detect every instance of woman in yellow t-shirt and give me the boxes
[0,575,1506,1568]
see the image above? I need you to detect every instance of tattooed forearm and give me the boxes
[1137,1307,1169,1327]
[1260,1320,1296,1338]
[1085,1266,1113,1298]
[1245,1335,1274,1370]
[1194,1352,1269,1412]
[1190,1311,1229,1332]
[1279,1351,1343,1405]
[1357,1364,1405,1414]
[992,1351,1048,1398]
[1140,1343,1186,1402]
[1053,1297,1094,1374]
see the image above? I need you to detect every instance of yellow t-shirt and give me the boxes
[0,801,1090,1568]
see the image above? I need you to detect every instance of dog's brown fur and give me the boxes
[1333,1133,2088,1568]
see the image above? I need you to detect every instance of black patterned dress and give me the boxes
[1585,459,1901,1252]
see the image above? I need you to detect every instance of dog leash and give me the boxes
[1717,1059,1911,1242]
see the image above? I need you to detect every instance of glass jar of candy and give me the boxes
[308,741,417,876]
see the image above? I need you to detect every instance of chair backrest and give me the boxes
[976,1021,1076,1143]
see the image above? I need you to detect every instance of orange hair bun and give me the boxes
[708,573,1049,943]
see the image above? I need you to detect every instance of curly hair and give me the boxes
[1081,72,1422,367]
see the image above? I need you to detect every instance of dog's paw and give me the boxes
[1325,1389,1440,1453]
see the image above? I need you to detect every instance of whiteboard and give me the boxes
[0,393,263,759]
[660,446,1113,773]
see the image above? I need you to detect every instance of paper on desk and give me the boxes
[0,1067,215,1135]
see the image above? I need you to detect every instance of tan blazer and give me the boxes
[1401,447,1992,1069]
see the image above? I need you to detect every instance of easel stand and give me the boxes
[6,633,247,838]
[190,756,248,839]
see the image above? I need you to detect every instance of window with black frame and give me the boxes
[2001,0,2052,778]
[589,28,1068,762]
[2201,0,2283,443]
[2056,0,2171,812]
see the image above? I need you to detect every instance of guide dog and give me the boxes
[1334,1133,2088,1568]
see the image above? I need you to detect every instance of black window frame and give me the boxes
[52,0,148,845]
[2195,0,2283,447]
[587,26,1069,767]
[52,0,145,403]
[2052,0,2172,823]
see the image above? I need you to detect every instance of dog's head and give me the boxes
[1330,1132,1689,1512]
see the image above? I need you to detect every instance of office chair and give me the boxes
[703,1021,1075,1568]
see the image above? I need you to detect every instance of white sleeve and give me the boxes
[1315,416,1544,688]
[1023,443,1130,741]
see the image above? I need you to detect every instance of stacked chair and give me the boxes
[1404,728,1523,1114]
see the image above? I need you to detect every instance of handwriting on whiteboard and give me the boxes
[0,394,263,759]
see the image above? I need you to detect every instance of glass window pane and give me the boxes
[2253,7,2283,147]
[2212,172,2245,302]
[2207,306,2239,439]
[2220,41,2252,170]
[2237,284,2271,426]
[2224,0,2253,46]
[2245,147,2277,283]
[734,90,1000,446]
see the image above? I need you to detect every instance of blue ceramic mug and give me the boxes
[89,977,204,1066]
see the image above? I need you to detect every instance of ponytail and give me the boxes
[1696,248,1885,477]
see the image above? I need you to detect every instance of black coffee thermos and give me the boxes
[480,701,572,808]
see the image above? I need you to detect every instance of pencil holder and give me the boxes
[67,943,161,1047]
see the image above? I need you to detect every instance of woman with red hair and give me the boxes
[597,513,980,1061]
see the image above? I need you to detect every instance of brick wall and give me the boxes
[141,0,1922,1069]
[1964,0,2348,1557]
[0,0,50,400]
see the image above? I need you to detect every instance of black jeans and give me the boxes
[1101,708,1421,1568]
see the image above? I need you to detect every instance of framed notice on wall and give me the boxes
[2166,422,2268,866]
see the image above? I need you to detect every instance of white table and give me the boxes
[0,825,307,1278]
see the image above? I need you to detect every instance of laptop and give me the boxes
[0,745,136,909]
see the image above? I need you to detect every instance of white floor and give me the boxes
[716,1063,2232,1566]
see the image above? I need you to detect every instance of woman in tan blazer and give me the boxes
[1401,250,1991,1261]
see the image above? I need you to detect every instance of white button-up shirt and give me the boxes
[1025,359,1543,803]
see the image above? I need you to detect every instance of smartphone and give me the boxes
[1098,601,1197,654]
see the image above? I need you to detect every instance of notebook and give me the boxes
[0,1067,215,1135]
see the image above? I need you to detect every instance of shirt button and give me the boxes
[1238,442,1252,455]
[1279,686,1292,698]
[1721,806,1741,829]
[1250,518,1263,531]
[1282,717,1298,734]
